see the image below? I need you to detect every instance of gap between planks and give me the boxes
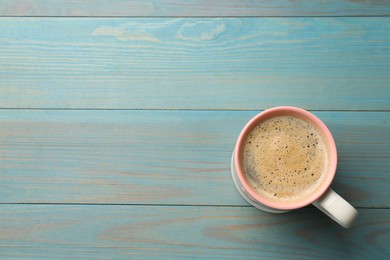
[0,203,386,209]
[0,108,390,112]
[1,15,390,18]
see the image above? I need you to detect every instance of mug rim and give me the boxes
[234,106,338,210]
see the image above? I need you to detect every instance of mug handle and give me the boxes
[313,188,358,228]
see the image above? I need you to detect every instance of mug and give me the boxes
[231,106,358,228]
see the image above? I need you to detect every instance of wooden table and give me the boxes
[1,1,390,259]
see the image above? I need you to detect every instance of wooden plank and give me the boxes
[1,110,389,207]
[0,205,389,259]
[1,0,390,17]
[1,18,390,110]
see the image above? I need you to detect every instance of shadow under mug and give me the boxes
[231,106,358,228]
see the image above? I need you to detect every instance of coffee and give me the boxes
[242,115,328,203]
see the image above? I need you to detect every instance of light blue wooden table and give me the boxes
[1,1,390,259]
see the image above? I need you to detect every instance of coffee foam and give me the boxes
[242,115,328,203]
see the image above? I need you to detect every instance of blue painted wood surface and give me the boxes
[0,2,390,259]
[1,18,390,110]
[1,110,389,208]
[1,0,390,16]
[0,205,389,259]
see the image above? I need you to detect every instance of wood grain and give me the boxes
[1,110,388,207]
[1,18,390,110]
[0,205,389,259]
[1,0,390,17]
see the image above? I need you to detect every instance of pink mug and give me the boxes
[231,106,358,228]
